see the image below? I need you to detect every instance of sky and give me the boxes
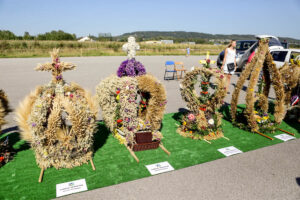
[0,0,300,39]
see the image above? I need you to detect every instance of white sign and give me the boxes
[56,179,88,197]
[145,161,174,175]
[218,146,243,157]
[274,134,295,142]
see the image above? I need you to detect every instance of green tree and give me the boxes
[0,30,16,40]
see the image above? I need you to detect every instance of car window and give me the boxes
[271,51,288,62]
[269,38,282,47]
[290,51,300,62]
[236,41,255,51]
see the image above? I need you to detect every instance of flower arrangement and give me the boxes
[178,59,226,140]
[231,39,285,135]
[117,59,146,77]
[16,49,98,181]
[96,37,169,162]
[96,74,166,145]
[0,90,13,168]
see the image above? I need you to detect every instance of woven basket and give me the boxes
[132,140,160,151]
[135,131,152,143]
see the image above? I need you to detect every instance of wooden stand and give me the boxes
[159,144,171,156]
[278,128,295,136]
[38,167,44,183]
[38,159,96,183]
[90,159,96,171]
[255,131,274,140]
[125,142,171,163]
[126,144,139,163]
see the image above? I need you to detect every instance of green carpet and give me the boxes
[0,106,299,200]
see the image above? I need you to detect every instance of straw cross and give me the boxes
[35,48,76,83]
[122,36,140,59]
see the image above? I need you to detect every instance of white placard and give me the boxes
[56,179,88,197]
[274,134,295,142]
[218,146,243,157]
[145,161,174,175]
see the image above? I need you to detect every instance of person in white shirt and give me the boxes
[221,40,237,94]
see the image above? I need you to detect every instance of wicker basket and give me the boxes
[135,131,152,143]
[132,140,160,151]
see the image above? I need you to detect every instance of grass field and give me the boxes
[0,40,226,58]
[0,105,299,200]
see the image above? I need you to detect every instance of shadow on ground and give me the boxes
[93,121,110,152]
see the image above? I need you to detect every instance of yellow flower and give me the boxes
[183,121,187,126]
[254,111,258,114]
[257,119,261,122]
[262,116,269,120]
[250,88,254,92]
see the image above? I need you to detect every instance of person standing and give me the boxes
[186,47,190,57]
[221,40,237,94]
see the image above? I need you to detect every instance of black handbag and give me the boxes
[227,63,235,72]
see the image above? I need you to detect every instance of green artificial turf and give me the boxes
[0,105,299,200]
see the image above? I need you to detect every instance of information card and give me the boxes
[218,146,243,157]
[145,161,174,175]
[274,134,295,142]
[56,179,87,197]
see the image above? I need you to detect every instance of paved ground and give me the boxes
[0,55,275,128]
[59,139,300,200]
[0,55,290,200]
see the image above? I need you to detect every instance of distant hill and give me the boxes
[117,31,300,44]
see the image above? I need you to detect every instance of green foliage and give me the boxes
[0,30,17,40]
[36,30,76,41]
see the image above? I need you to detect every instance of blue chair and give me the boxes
[164,61,176,80]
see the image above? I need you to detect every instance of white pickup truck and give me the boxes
[270,48,300,68]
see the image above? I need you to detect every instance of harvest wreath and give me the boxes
[230,38,292,139]
[279,59,300,122]
[0,89,10,133]
[96,37,169,162]
[0,89,14,168]
[16,49,98,182]
[178,58,227,142]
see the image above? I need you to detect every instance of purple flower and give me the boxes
[56,75,62,80]
[32,123,36,127]
[117,58,146,77]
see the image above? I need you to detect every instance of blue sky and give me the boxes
[0,0,300,39]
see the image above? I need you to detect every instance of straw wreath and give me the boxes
[178,66,226,140]
[230,39,285,133]
[16,49,98,169]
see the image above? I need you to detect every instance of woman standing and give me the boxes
[221,40,237,94]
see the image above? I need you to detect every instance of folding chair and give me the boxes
[164,61,176,80]
[174,62,186,79]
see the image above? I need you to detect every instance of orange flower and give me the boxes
[117,119,123,123]
[0,156,4,162]
[116,90,120,94]
[201,91,208,95]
